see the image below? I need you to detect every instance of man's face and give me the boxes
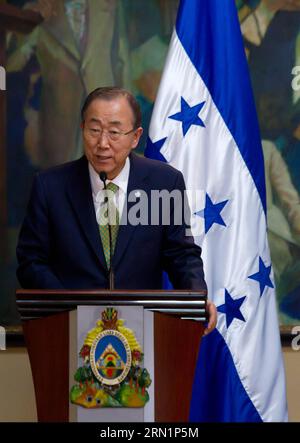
[82,97,143,179]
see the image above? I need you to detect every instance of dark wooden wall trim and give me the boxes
[0,28,6,261]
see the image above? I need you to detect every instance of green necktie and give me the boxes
[99,182,119,269]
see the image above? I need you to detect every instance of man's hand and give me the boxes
[204,299,217,336]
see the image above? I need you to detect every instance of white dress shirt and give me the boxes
[88,157,130,225]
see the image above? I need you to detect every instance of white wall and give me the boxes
[0,347,37,421]
[0,346,298,422]
[283,347,300,422]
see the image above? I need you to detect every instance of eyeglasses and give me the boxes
[85,127,136,142]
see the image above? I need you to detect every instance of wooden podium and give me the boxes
[16,290,206,422]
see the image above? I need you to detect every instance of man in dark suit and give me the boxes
[16,86,216,333]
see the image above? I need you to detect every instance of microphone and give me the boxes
[99,171,107,183]
[99,171,115,291]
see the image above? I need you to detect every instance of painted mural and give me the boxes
[1,0,299,327]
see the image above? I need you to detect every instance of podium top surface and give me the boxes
[16,289,207,321]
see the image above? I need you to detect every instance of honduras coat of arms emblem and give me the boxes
[70,308,151,408]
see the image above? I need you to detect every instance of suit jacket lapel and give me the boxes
[113,153,148,270]
[66,156,107,270]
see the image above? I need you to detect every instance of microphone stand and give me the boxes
[99,171,115,290]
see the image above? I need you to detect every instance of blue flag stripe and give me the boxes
[175,0,266,214]
[190,330,262,422]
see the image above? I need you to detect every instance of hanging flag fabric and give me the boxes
[145,0,287,422]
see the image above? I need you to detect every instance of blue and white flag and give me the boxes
[146,0,287,422]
